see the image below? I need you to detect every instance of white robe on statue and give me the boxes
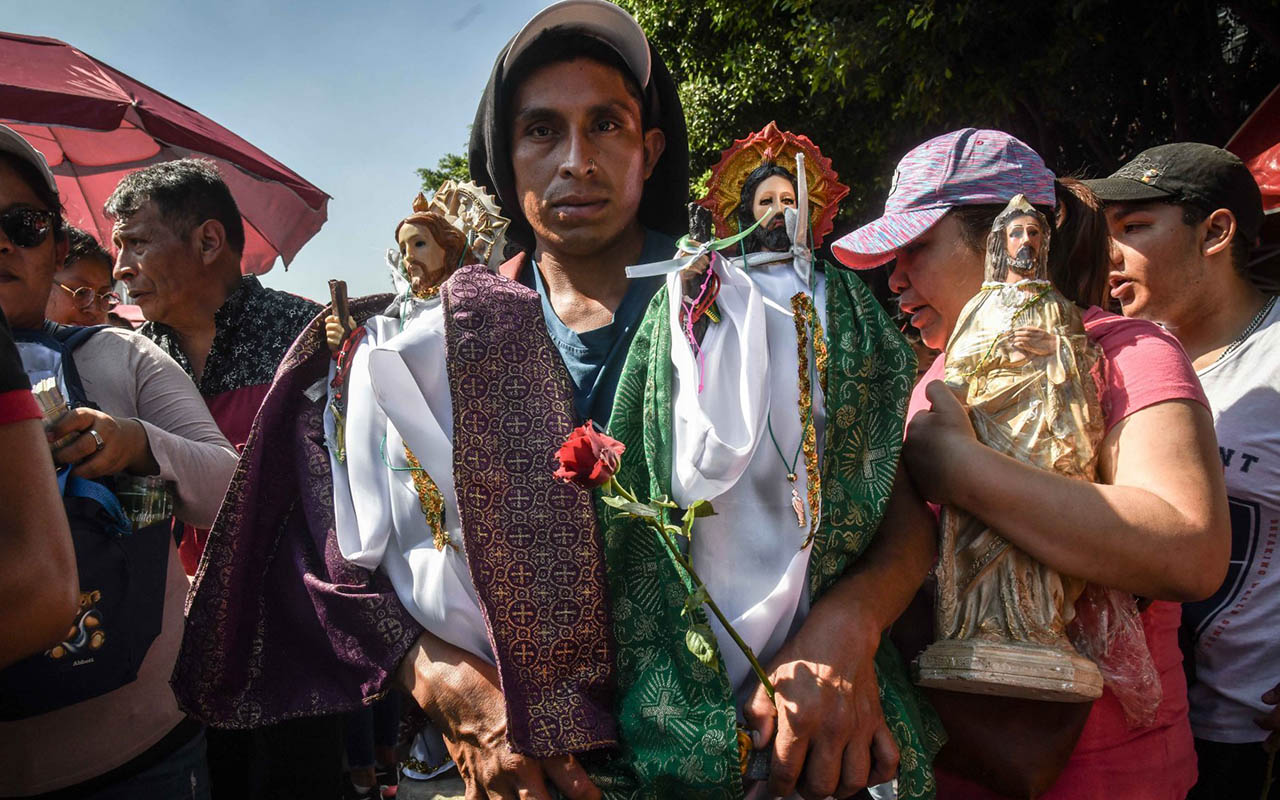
[326,299,494,664]
[667,249,827,708]
[326,250,828,690]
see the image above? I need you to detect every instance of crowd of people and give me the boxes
[0,1,1276,799]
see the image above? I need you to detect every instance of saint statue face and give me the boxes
[1004,214,1044,275]
[398,221,448,293]
[751,174,796,252]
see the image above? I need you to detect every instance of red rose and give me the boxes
[553,422,626,489]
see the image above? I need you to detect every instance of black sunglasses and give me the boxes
[0,208,57,248]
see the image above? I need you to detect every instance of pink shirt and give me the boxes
[177,382,272,574]
[907,307,1207,431]
[910,307,1208,800]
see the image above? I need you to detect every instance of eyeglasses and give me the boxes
[0,208,57,248]
[57,282,120,311]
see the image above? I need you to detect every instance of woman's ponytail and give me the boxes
[1050,178,1112,309]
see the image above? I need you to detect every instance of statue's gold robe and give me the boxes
[937,280,1104,647]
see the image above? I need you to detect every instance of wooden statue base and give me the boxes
[913,638,1103,702]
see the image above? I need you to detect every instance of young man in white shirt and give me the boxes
[1089,142,1278,800]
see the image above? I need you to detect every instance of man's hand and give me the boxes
[903,381,978,505]
[743,606,899,799]
[49,407,157,479]
[1257,682,1280,752]
[398,632,601,800]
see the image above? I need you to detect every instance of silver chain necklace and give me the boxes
[1218,295,1276,362]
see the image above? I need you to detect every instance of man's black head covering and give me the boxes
[468,31,690,254]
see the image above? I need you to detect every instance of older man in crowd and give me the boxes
[1089,144,1280,800]
[107,160,320,573]
[107,160,318,455]
[104,160,334,800]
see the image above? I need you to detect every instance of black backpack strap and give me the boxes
[53,323,108,351]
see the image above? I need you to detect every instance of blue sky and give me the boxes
[2,0,547,299]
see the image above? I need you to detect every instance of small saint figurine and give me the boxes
[914,195,1107,701]
[324,185,508,466]
[325,193,472,353]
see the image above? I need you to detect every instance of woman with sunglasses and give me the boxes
[833,129,1230,799]
[0,125,237,797]
[45,225,119,327]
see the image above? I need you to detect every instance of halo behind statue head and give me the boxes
[412,180,512,269]
[699,121,849,247]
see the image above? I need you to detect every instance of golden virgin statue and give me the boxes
[914,195,1105,701]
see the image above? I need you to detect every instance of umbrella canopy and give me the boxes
[1227,83,1280,274]
[1229,84,1280,215]
[0,31,329,275]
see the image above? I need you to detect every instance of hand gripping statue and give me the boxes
[913,195,1107,701]
[614,122,943,798]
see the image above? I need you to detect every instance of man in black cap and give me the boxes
[395,3,689,795]
[470,0,688,426]
[1088,143,1280,800]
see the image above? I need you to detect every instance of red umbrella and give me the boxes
[1227,83,1280,279]
[1229,84,1280,216]
[0,31,329,275]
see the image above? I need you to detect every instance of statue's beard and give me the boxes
[1008,245,1036,275]
[744,221,792,254]
[405,257,448,290]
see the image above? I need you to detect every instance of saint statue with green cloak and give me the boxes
[605,122,944,798]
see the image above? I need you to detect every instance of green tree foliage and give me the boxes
[618,0,1280,229]
[417,152,471,194]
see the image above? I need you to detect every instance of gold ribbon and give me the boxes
[403,444,453,551]
[792,292,824,550]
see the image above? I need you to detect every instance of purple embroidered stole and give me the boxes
[443,265,617,756]
[173,295,424,727]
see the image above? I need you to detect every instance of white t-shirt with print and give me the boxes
[1186,297,1280,743]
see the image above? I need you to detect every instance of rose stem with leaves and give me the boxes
[607,477,775,702]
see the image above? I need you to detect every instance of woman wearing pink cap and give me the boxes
[833,129,1230,799]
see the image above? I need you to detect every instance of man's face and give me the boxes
[1104,202,1204,322]
[750,174,796,253]
[510,58,665,257]
[111,200,204,325]
[1003,214,1043,274]
[398,221,447,291]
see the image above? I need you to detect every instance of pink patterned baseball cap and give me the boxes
[832,129,1056,269]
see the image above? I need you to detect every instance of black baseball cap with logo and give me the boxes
[1085,142,1264,244]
